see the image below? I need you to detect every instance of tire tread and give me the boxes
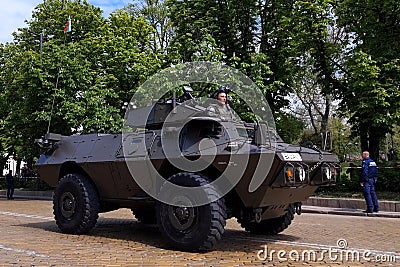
[53,173,99,234]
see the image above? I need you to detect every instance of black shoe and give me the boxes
[363,210,373,213]
[373,209,379,213]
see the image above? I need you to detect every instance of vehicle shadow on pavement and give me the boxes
[213,229,301,252]
[17,217,302,253]
[17,220,59,233]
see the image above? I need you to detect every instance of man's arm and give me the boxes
[360,160,369,186]
[362,160,370,180]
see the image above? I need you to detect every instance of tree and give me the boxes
[275,112,305,144]
[0,0,163,166]
[125,0,173,53]
[289,0,345,133]
[290,68,335,135]
[337,0,400,160]
[257,0,299,112]
[166,0,292,112]
[0,43,18,170]
[106,8,164,104]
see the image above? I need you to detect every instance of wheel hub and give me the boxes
[168,206,196,231]
[60,192,76,219]
[174,207,189,221]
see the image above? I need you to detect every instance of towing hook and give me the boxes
[254,209,262,223]
[295,202,302,215]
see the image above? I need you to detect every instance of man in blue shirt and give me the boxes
[360,151,379,213]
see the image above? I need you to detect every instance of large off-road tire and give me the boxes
[157,172,226,252]
[53,173,100,234]
[241,204,295,235]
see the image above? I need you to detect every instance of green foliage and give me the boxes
[133,0,173,52]
[336,163,362,192]
[298,131,323,148]
[374,161,400,193]
[166,0,296,112]
[1,0,400,171]
[0,0,163,167]
[275,112,305,144]
[341,52,397,130]
[0,177,52,191]
[337,0,400,159]
[320,161,400,196]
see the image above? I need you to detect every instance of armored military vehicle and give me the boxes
[35,87,339,252]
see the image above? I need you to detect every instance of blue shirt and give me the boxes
[360,157,378,182]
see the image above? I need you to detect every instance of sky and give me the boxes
[0,0,132,44]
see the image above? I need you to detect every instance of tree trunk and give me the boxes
[368,130,380,162]
[16,158,22,177]
[359,125,382,161]
[360,128,369,153]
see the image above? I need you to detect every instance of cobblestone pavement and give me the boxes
[0,199,398,266]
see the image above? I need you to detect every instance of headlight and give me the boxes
[297,166,306,182]
[321,165,333,181]
[284,163,307,184]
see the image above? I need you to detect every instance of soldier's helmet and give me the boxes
[212,86,228,99]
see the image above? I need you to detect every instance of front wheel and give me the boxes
[53,173,99,234]
[157,172,226,252]
[241,204,295,235]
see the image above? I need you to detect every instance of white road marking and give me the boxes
[0,211,54,221]
[0,211,57,259]
[0,245,50,258]
[295,222,323,226]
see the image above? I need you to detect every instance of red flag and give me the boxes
[63,16,71,33]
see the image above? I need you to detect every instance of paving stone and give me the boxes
[0,199,398,266]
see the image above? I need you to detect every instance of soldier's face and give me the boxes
[217,93,226,104]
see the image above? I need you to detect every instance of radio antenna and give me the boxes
[47,17,70,134]
[47,65,62,134]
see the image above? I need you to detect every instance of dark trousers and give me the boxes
[362,179,379,211]
[6,183,14,199]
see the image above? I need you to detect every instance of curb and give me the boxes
[0,189,53,200]
[301,197,400,218]
[303,196,400,212]
[301,205,400,218]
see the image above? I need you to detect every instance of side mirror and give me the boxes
[254,122,267,146]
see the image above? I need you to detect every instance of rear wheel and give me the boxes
[53,173,99,234]
[241,204,295,235]
[157,172,226,252]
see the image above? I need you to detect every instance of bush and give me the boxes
[375,161,400,192]
[316,161,400,198]
[0,176,52,191]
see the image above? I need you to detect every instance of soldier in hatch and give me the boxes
[208,87,234,120]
